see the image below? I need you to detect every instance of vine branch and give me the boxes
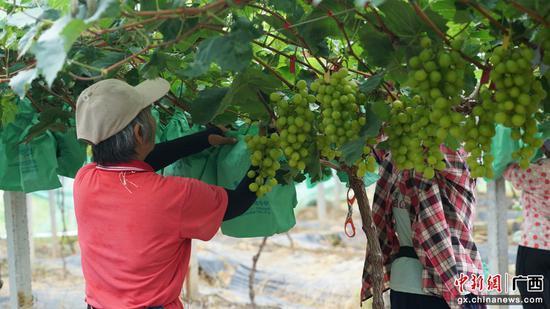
[248,3,328,71]
[249,236,268,308]
[128,0,228,17]
[460,0,509,35]
[253,40,323,75]
[253,55,294,89]
[508,0,550,27]
[356,6,399,43]
[410,1,490,70]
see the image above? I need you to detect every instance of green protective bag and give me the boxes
[18,130,62,192]
[0,127,24,191]
[218,132,297,238]
[161,111,218,184]
[490,125,520,179]
[54,128,87,178]
[151,108,165,144]
[336,169,380,188]
[305,173,332,188]
[0,100,35,191]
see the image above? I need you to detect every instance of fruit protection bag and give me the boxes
[217,130,297,238]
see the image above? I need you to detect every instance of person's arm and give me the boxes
[145,127,234,171]
[223,168,258,221]
[177,169,258,240]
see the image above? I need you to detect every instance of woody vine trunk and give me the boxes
[349,173,385,309]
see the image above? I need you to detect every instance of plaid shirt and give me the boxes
[361,145,485,308]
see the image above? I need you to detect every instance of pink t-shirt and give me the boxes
[504,158,550,250]
[74,160,228,308]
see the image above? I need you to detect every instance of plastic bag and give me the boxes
[151,108,165,144]
[336,169,380,188]
[54,128,87,178]
[0,123,25,191]
[0,98,62,192]
[217,132,297,238]
[490,125,520,179]
[161,111,218,184]
[18,131,62,192]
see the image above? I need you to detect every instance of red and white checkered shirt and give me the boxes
[361,145,485,308]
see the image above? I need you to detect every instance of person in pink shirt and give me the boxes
[504,140,550,308]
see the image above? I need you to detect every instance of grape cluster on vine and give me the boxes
[271,79,316,171]
[489,44,546,167]
[392,36,469,178]
[311,68,366,160]
[407,36,467,105]
[385,96,446,179]
[355,141,377,178]
[245,134,282,196]
[463,87,496,178]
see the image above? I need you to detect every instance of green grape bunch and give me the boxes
[270,80,316,171]
[407,35,467,105]
[489,44,546,167]
[355,139,378,178]
[311,68,366,160]
[400,36,470,178]
[385,96,446,179]
[463,86,496,178]
[245,133,283,197]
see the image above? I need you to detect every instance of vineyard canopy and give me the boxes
[1,1,550,307]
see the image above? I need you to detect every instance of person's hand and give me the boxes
[208,125,237,146]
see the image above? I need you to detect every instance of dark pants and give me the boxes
[390,290,450,309]
[390,290,484,309]
[516,245,550,309]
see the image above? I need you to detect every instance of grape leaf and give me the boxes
[371,100,391,121]
[189,88,229,124]
[85,0,120,23]
[7,8,44,28]
[61,19,88,50]
[48,0,71,12]
[304,142,322,182]
[186,17,261,75]
[17,26,38,58]
[297,10,339,57]
[361,102,383,137]
[32,15,86,87]
[359,72,385,94]
[340,138,366,166]
[220,68,282,120]
[378,0,447,43]
[0,96,18,126]
[140,0,169,11]
[9,68,38,98]
[358,23,394,68]
[268,0,305,22]
[22,107,72,142]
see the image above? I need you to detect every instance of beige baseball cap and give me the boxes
[76,78,170,145]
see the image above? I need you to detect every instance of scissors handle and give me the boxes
[344,187,356,238]
[344,216,356,238]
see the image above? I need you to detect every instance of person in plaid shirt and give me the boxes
[361,145,485,309]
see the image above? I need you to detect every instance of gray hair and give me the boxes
[92,107,155,164]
